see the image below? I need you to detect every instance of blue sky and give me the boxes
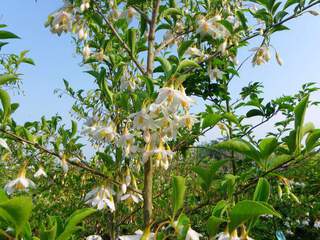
[1,1,320,141]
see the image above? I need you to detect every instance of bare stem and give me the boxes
[143,0,161,226]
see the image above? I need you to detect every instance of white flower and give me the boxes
[252,45,271,66]
[51,11,72,35]
[94,124,117,142]
[156,87,195,112]
[34,167,47,178]
[130,109,158,130]
[78,27,88,40]
[0,138,10,151]
[83,45,91,59]
[4,168,36,195]
[186,47,204,57]
[118,127,137,157]
[196,15,230,39]
[180,114,199,130]
[121,7,137,22]
[153,140,174,170]
[86,235,102,240]
[80,0,90,12]
[120,193,143,203]
[186,228,202,240]
[60,157,69,173]
[85,187,115,212]
[208,67,224,81]
[118,230,154,240]
[215,231,229,240]
[314,219,320,229]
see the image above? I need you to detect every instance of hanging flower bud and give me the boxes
[83,45,91,59]
[275,51,283,66]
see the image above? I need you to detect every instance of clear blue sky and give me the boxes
[1,1,320,141]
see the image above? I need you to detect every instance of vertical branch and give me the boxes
[143,0,161,226]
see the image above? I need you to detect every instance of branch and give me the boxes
[0,128,142,195]
[93,4,147,76]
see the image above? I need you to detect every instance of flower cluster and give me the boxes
[85,186,116,212]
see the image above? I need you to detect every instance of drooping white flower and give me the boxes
[51,11,72,35]
[94,123,117,142]
[34,167,47,178]
[208,66,224,81]
[80,0,90,12]
[314,219,320,229]
[0,138,10,151]
[252,45,271,66]
[78,27,88,40]
[130,108,158,130]
[185,227,202,240]
[118,127,137,157]
[86,235,103,240]
[60,157,69,173]
[118,230,154,240]
[153,140,174,170]
[120,7,137,22]
[186,47,204,57]
[4,167,36,195]
[83,45,91,59]
[120,193,143,203]
[180,114,199,130]
[85,187,115,212]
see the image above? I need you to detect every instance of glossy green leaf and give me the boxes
[178,40,194,58]
[214,139,260,160]
[172,176,186,217]
[176,59,200,73]
[0,74,18,85]
[305,129,320,152]
[253,178,270,202]
[207,216,227,237]
[0,197,33,235]
[259,137,278,160]
[0,89,11,121]
[229,200,281,231]
[0,30,20,39]
[56,208,96,240]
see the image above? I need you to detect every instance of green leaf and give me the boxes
[207,216,227,237]
[284,0,300,9]
[267,154,291,170]
[253,178,270,202]
[0,89,11,121]
[0,30,20,39]
[176,59,200,73]
[0,189,8,202]
[294,95,309,154]
[141,76,154,96]
[71,120,77,137]
[175,214,190,240]
[305,129,320,152]
[246,109,264,118]
[172,176,186,217]
[56,208,96,240]
[162,8,182,18]
[21,58,35,65]
[40,217,57,240]
[0,74,18,85]
[229,200,281,231]
[178,40,194,59]
[258,137,278,160]
[155,56,172,74]
[214,139,260,160]
[201,113,222,130]
[192,160,227,191]
[127,28,137,55]
[0,197,33,235]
